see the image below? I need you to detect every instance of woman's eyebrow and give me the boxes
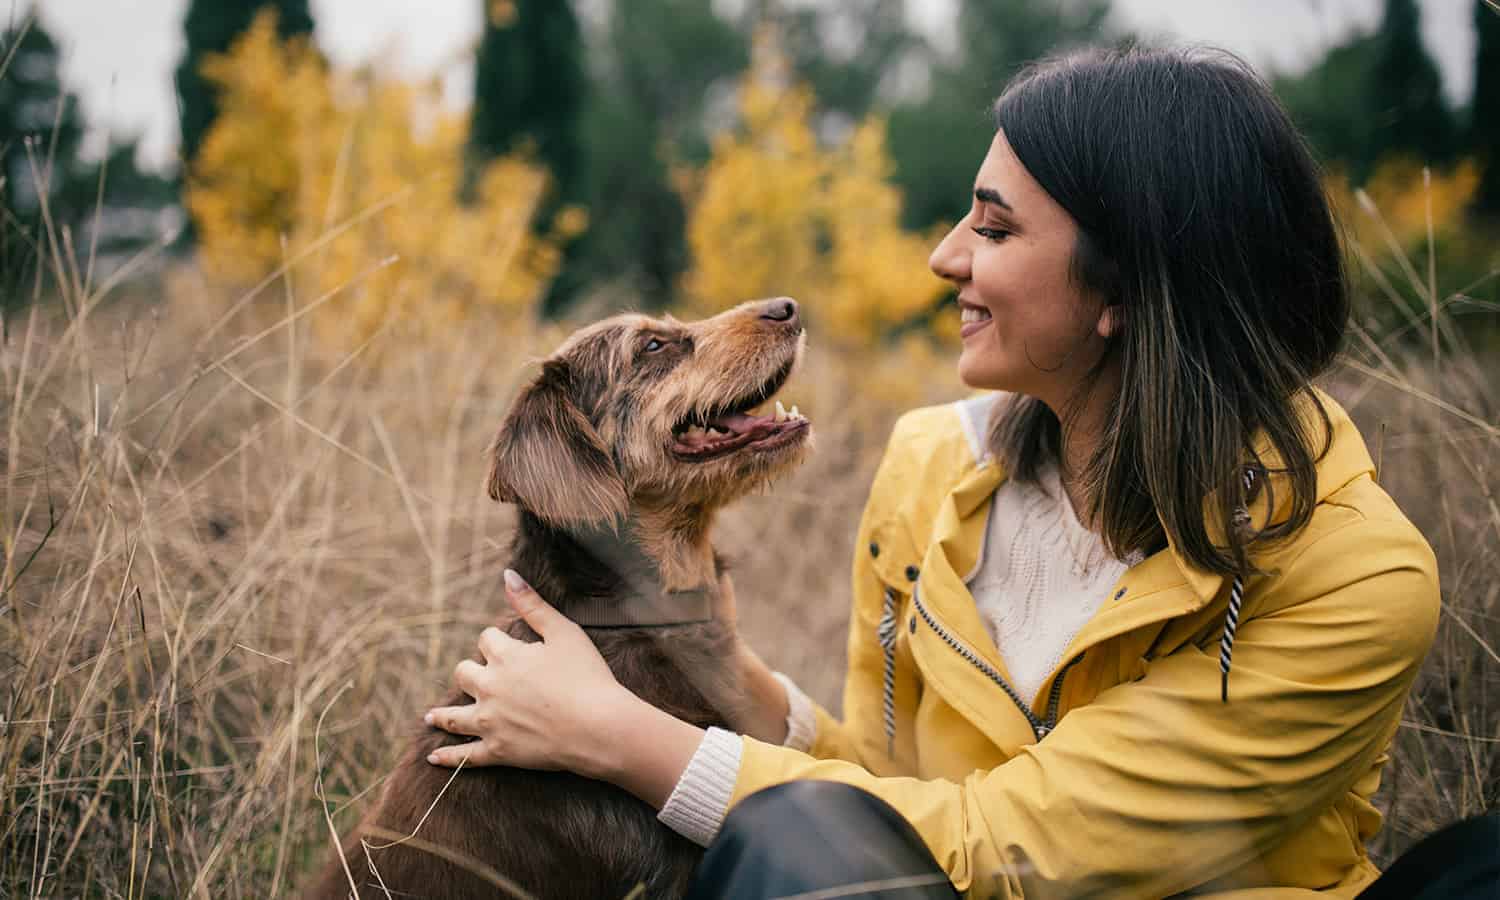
[975,187,1013,211]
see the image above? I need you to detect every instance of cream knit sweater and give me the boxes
[659,432,1136,847]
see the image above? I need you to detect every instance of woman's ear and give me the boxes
[487,360,628,528]
[1095,303,1123,340]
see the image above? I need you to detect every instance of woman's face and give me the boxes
[929,130,1117,409]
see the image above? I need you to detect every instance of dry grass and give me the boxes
[1,207,1495,896]
[0,239,959,895]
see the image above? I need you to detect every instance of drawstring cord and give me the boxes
[882,466,1258,717]
[1218,467,1259,702]
[878,587,899,757]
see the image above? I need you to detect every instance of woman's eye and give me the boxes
[644,338,665,352]
[972,226,1012,242]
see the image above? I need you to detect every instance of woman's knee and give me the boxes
[689,781,958,899]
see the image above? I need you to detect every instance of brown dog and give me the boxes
[303,298,811,899]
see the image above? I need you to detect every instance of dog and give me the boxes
[303,297,812,899]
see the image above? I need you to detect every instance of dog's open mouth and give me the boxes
[669,360,809,461]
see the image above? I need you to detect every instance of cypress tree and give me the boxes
[887,0,1113,230]
[1471,0,1500,219]
[1368,0,1457,167]
[0,15,84,220]
[468,0,586,206]
[1,13,85,311]
[1275,34,1381,176]
[174,0,314,173]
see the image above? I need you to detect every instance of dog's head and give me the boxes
[487,298,811,529]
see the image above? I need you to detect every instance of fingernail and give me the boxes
[503,568,529,593]
[427,752,439,764]
[423,711,433,725]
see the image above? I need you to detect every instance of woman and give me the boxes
[424,47,1471,898]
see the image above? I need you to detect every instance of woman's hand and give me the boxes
[424,570,706,808]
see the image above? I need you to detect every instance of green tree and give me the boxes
[778,0,930,126]
[0,14,84,222]
[469,0,590,317]
[887,0,1115,230]
[468,0,586,206]
[555,0,748,309]
[0,12,174,310]
[174,0,314,173]
[1,12,85,309]
[1275,33,1381,177]
[1470,0,1500,219]
[1368,0,1457,166]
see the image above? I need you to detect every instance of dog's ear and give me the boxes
[487,359,628,527]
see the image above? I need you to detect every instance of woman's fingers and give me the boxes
[503,569,578,643]
[476,626,516,665]
[417,570,629,775]
[452,658,486,696]
[427,739,501,768]
[425,703,482,737]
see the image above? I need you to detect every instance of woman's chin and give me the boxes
[956,352,1009,391]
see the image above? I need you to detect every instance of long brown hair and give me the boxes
[989,47,1348,576]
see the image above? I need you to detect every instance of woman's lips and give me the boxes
[960,315,993,339]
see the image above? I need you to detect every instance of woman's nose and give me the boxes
[928,222,970,283]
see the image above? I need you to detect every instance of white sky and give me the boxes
[33,0,1480,172]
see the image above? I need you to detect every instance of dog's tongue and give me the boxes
[714,412,765,435]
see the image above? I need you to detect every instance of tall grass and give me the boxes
[1,188,1494,895]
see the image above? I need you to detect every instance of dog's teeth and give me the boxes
[789,404,801,419]
[774,400,787,422]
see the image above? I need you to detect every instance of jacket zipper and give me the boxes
[912,585,1084,741]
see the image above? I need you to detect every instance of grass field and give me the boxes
[2,226,1496,895]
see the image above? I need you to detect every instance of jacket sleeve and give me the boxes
[730,516,1440,899]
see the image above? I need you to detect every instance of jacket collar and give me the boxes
[952,387,1375,604]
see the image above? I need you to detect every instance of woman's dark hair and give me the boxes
[989,46,1348,576]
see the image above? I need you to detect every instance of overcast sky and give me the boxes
[35,0,1479,172]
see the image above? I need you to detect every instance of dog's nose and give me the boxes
[757,298,799,327]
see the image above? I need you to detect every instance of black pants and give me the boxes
[686,781,1500,899]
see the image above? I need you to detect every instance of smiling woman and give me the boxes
[930,133,1120,450]
[419,45,1494,900]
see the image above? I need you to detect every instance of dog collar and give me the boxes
[565,586,715,629]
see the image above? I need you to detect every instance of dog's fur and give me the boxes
[302,299,811,899]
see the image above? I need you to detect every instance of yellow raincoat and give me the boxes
[732,389,1439,898]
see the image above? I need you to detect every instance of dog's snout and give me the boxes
[757,298,799,327]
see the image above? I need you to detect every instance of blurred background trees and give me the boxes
[2,0,1496,336]
[3,4,1497,893]
[1469,0,1500,223]
[174,0,315,174]
[0,12,172,313]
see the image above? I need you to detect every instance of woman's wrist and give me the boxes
[591,688,708,809]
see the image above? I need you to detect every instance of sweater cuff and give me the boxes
[657,726,742,847]
[772,671,818,752]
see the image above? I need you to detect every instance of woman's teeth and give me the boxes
[961,306,992,324]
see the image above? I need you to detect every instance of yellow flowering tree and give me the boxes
[1325,157,1481,258]
[1323,156,1497,340]
[187,12,583,345]
[679,30,949,345]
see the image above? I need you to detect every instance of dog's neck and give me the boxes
[510,506,720,628]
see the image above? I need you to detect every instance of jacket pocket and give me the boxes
[866,514,922,589]
[864,515,922,762]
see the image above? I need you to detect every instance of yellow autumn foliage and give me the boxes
[1326,157,1481,258]
[679,29,949,345]
[186,11,581,346]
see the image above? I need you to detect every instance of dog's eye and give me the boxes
[644,338,665,353]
